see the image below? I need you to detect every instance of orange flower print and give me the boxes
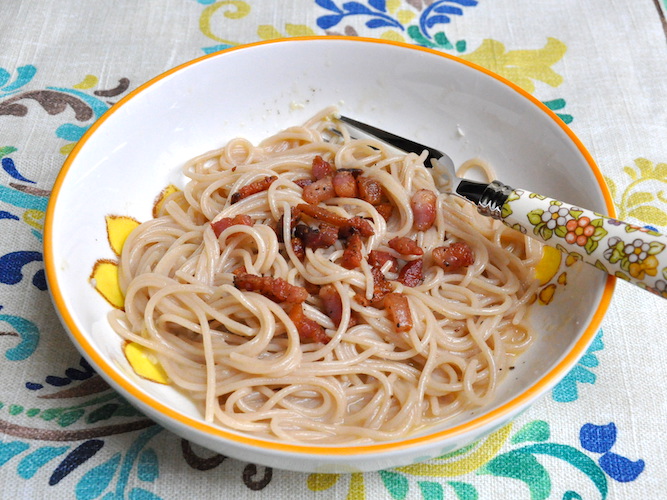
[528,201,608,254]
[565,216,596,246]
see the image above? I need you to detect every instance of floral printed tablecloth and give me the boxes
[1,1,666,498]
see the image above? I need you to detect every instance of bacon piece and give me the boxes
[337,224,356,240]
[341,232,363,269]
[293,224,309,238]
[397,259,424,287]
[230,176,277,204]
[273,221,284,242]
[211,214,254,238]
[372,265,395,300]
[337,217,374,240]
[355,265,394,306]
[375,202,394,221]
[289,303,329,344]
[384,293,413,333]
[316,223,339,248]
[319,284,343,327]
[368,250,399,273]
[357,176,383,205]
[233,273,308,303]
[303,176,335,204]
[343,217,374,238]
[354,294,371,307]
[432,241,475,272]
[290,237,305,260]
[410,189,437,231]
[332,170,358,198]
[312,155,336,179]
[231,266,247,276]
[274,213,301,243]
[294,178,313,188]
[303,281,320,295]
[296,204,374,237]
[388,236,424,256]
[294,223,338,250]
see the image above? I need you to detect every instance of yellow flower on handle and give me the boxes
[629,255,658,280]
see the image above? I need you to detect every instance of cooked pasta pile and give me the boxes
[109,109,542,443]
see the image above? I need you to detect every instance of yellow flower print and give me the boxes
[460,38,567,93]
[90,259,124,309]
[604,235,664,277]
[534,246,560,285]
[89,216,139,308]
[153,184,180,217]
[538,283,557,305]
[91,188,182,384]
[531,246,566,305]
[124,341,170,384]
[629,254,659,280]
[105,215,140,256]
[92,188,179,310]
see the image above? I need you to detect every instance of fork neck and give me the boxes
[455,179,514,220]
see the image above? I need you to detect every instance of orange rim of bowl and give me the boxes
[44,36,615,457]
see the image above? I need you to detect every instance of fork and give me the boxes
[336,115,667,298]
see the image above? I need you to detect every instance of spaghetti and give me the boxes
[109,109,542,443]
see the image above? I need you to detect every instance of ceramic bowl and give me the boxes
[44,37,614,473]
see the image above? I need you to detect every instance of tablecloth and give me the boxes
[1,1,666,498]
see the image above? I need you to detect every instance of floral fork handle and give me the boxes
[336,115,667,298]
[474,180,667,297]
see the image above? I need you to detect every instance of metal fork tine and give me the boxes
[335,115,460,194]
[337,115,445,166]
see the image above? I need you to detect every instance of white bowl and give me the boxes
[44,37,614,473]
